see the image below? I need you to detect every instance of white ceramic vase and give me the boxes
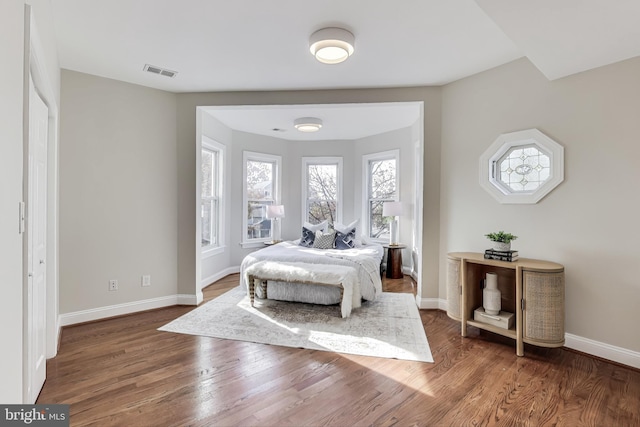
[483,272,501,315]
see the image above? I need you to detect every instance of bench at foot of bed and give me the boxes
[244,260,357,318]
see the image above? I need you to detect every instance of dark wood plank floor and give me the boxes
[38,273,640,426]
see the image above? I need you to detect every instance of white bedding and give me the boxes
[239,241,384,305]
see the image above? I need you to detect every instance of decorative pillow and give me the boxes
[312,230,336,249]
[333,219,359,250]
[299,227,316,247]
[299,220,329,247]
[335,228,356,250]
[304,220,328,232]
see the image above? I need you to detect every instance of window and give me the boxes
[479,128,564,204]
[243,151,281,246]
[201,137,224,252]
[363,150,399,240]
[302,157,342,225]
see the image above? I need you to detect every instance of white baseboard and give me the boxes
[430,298,639,369]
[59,294,199,327]
[564,333,640,369]
[416,296,444,310]
[201,266,240,289]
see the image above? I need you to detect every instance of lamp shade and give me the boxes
[266,205,285,219]
[309,27,355,64]
[382,201,403,217]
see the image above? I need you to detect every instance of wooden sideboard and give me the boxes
[447,252,565,356]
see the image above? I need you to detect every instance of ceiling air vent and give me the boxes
[143,64,178,78]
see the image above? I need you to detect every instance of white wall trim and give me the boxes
[59,294,199,326]
[417,296,444,310]
[564,333,640,370]
[201,266,240,289]
[178,293,201,306]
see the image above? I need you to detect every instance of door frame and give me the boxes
[23,5,59,402]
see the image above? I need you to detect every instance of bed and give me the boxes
[240,240,384,312]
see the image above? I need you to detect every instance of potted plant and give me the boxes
[485,231,518,251]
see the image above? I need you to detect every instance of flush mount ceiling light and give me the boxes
[309,27,355,64]
[294,117,323,132]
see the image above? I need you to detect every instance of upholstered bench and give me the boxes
[244,260,357,318]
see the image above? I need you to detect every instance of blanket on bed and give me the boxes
[240,241,383,304]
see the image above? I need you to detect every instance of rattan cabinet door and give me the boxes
[446,257,461,320]
[523,270,565,346]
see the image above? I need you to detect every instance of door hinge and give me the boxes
[521,299,526,310]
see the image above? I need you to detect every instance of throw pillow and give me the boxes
[299,220,329,247]
[299,227,316,247]
[335,228,356,250]
[334,219,359,249]
[304,220,328,232]
[312,230,336,249]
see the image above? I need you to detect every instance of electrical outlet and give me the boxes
[141,275,151,287]
[108,279,118,291]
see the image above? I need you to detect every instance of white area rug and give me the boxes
[159,287,434,363]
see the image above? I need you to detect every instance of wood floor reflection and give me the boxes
[38,273,640,426]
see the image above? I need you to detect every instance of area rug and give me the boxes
[159,287,433,363]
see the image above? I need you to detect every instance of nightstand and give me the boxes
[383,244,406,279]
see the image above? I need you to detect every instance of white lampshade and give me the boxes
[266,205,285,219]
[382,201,403,217]
[309,27,355,64]
[294,117,322,132]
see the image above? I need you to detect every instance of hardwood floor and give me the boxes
[38,273,639,426]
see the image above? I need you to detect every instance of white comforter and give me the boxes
[240,241,384,304]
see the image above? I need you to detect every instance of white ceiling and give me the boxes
[202,102,422,141]
[50,0,640,139]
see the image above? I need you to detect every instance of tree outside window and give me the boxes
[243,152,281,245]
[364,151,398,240]
[303,158,342,225]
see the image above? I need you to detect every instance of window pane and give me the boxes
[307,164,337,224]
[247,200,273,240]
[308,200,337,225]
[369,200,390,239]
[201,199,216,247]
[367,156,397,239]
[369,159,396,199]
[498,145,550,193]
[201,150,212,198]
[247,160,273,200]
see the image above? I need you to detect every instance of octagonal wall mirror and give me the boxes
[479,129,564,204]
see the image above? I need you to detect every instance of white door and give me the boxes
[26,76,48,403]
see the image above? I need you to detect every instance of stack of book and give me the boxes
[484,248,519,262]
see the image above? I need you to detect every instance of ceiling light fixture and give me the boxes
[294,117,323,132]
[309,27,355,64]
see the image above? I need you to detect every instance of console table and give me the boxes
[447,252,565,356]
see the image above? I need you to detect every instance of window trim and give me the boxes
[201,136,225,257]
[362,149,400,243]
[479,128,564,204]
[241,151,282,248]
[301,156,343,226]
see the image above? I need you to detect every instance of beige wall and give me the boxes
[59,70,178,313]
[441,57,640,352]
[177,88,442,299]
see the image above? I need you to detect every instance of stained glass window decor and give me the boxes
[479,129,564,204]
